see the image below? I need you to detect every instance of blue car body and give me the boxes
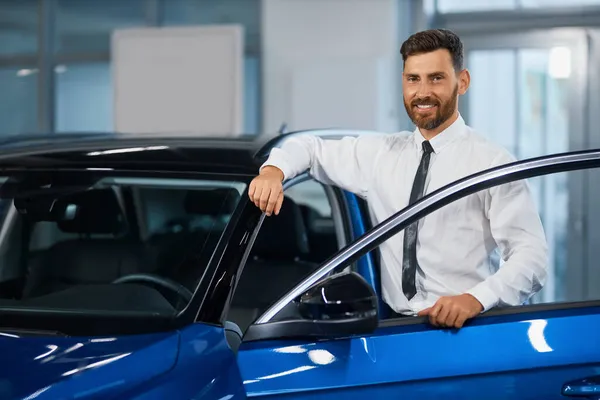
[8,308,600,399]
[0,131,600,399]
[1,324,245,399]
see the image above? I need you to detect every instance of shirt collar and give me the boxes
[413,113,466,154]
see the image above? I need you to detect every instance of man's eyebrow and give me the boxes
[428,71,447,77]
[404,71,448,78]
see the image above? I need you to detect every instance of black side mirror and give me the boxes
[243,271,379,342]
[297,271,378,322]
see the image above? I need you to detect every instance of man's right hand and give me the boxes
[248,166,285,216]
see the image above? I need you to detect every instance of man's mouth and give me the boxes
[414,104,437,112]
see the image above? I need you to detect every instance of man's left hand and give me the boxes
[417,294,483,329]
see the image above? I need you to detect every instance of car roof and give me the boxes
[0,129,384,175]
[0,132,272,175]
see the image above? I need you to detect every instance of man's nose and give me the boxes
[415,81,433,98]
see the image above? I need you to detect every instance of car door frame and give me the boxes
[231,144,600,398]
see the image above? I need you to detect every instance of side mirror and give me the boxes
[243,271,379,342]
[297,271,378,322]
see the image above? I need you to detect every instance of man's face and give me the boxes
[402,49,469,132]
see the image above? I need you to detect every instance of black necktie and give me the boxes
[402,140,434,300]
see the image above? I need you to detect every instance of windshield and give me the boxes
[0,171,246,334]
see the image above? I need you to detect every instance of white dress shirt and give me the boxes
[261,115,548,315]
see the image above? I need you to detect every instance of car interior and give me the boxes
[0,181,241,313]
[0,175,343,336]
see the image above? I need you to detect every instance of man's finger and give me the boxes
[265,187,280,216]
[417,307,432,316]
[251,185,262,207]
[435,304,450,327]
[454,313,469,329]
[444,308,459,328]
[428,302,443,326]
[274,191,284,215]
[259,187,271,211]
[248,180,256,199]
[255,186,266,208]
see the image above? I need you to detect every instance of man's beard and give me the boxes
[404,85,458,131]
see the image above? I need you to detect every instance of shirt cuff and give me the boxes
[465,284,499,313]
[260,149,294,181]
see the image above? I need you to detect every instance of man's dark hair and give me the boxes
[400,29,464,72]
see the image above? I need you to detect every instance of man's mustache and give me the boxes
[411,97,440,106]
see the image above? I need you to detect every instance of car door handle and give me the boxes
[563,375,600,399]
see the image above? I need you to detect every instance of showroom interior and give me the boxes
[1,0,600,310]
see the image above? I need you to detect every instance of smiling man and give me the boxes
[248,29,548,329]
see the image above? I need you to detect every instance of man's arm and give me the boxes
[465,169,549,311]
[418,150,548,329]
[264,134,388,195]
[249,134,389,215]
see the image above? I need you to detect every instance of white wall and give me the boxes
[53,59,260,135]
[111,26,245,136]
[261,0,402,134]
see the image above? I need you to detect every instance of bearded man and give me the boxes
[247,29,548,329]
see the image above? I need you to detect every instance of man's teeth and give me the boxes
[417,105,435,109]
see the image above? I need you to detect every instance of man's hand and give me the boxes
[417,294,483,329]
[248,166,285,216]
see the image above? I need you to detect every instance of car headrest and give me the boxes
[298,204,319,228]
[184,188,240,216]
[251,198,309,260]
[57,189,126,235]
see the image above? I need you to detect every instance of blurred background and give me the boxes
[1,0,600,304]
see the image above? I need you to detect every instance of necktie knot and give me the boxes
[422,140,434,154]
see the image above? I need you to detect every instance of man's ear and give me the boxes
[458,69,471,95]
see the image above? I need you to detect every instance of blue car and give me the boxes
[0,130,598,399]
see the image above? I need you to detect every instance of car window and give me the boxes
[255,158,600,326]
[285,179,338,263]
[227,178,346,332]
[0,173,246,333]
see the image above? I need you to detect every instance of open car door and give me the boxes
[233,147,600,400]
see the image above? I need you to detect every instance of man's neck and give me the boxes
[419,111,459,141]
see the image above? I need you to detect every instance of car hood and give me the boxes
[0,329,180,399]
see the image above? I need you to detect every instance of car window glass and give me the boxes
[0,175,246,328]
[285,179,332,217]
[285,179,338,263]
[228,178,342,332]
